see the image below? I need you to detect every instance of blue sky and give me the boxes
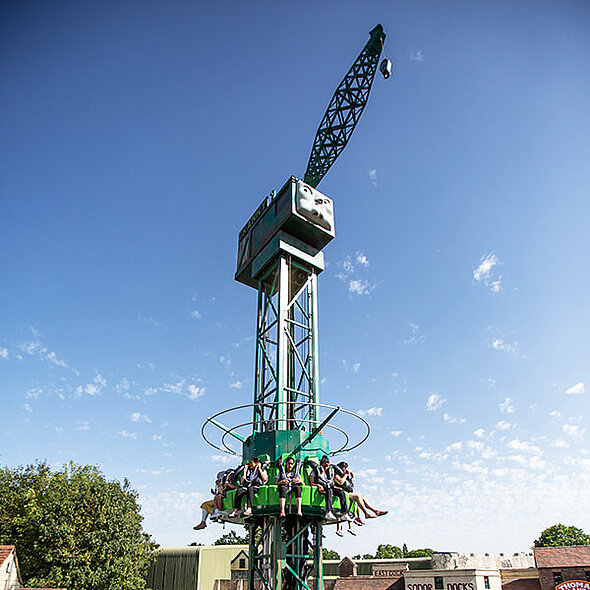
[2,0,590,553]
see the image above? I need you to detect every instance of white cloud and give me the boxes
[25,386,44,400]
[490,338,519,356]
[18,329,75,372]
[443,413,466,424]
[190,309,202,319]
[506,439,542,454]
[445,442,463,452]
[356,253,370,266]
[369,168,378,187]
[550,438,569,448]
[187,384,205,400]
[151,434,163,441]
[403,322,425,346]
[138,315,162,328]
[426,392,446,411]
[499,397,515,414]
[131,412,151,423]
[0,347,8,359]
[410,49,424,62]
[496,420,513,430]
[473,252,503,292]
[229,380,243,389]
[211,454,234,464]
[565,382,585,395]
[549,410,561,417]
[348,279,375,296]
[119,430,138,439]
[75,374,106,397]
[161,380,205,401]
[335,253,377,296]
[563,424,585,437]
[473,428,485,438]
[358,407,383,417]
[390,430,403,437]
[506,454,547,470]
[77,421,90,431]
[353,362,361,374]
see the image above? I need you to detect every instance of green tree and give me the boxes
[352,554,374,560]
[0,461,155,590]
[402,543,408,556]
[405,549,434,557]
[214,530,249,545]
[534,524,590,547]
[375,544,402,559]
[323,548,340,560]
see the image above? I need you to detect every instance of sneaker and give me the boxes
[343,513,353,522]
[347,529,356,536]
[324,511,337,521]
[193,522,206,531]
[243,508,252,516]
[335,530,344,537]
[354,517,364,526]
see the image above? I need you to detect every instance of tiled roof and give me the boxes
[502,579,542,590]
[0,545,15,567]
[534,547,590,568]
[325,578,401,590]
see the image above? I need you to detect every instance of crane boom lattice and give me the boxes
[304,25,386,188]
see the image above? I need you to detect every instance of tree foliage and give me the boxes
[214,530,249,545]
[0,461,155,590]
[534,524,590,547]
[405,548,434,557]
[375,544,403,559]
[322,548,340,560]
[354,545,434,559]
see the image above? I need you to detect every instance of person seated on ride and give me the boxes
[308,455,350,522]
[194,469,227,530]
[230,456,268,517]
[334,461,387,525]
[276,456,303,517]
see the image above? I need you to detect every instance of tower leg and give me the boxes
[249,516,324,590]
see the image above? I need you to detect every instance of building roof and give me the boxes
[1,545,65,590]
[502,579,541,590]
[534,547,590,568]
[325,579,401,590]
[0,545,15,567]
[231,550,249,566]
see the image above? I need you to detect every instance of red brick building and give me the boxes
[533,547,590,590]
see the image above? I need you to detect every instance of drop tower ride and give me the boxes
[202,25,391,590]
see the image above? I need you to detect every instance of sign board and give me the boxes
[372,565,408,578]
[556,582,590,590]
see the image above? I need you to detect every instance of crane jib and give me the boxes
[304,24,386,188]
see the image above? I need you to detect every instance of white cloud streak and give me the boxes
[473,252,503,293]
[358,407,383,417]
[426,393,446,411]
[565,382,585,395]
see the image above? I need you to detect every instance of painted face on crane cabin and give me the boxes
[295,180,334,232]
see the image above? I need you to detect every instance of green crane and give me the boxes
[202,24,390,590]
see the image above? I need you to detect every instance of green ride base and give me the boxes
[242,430,330,463]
